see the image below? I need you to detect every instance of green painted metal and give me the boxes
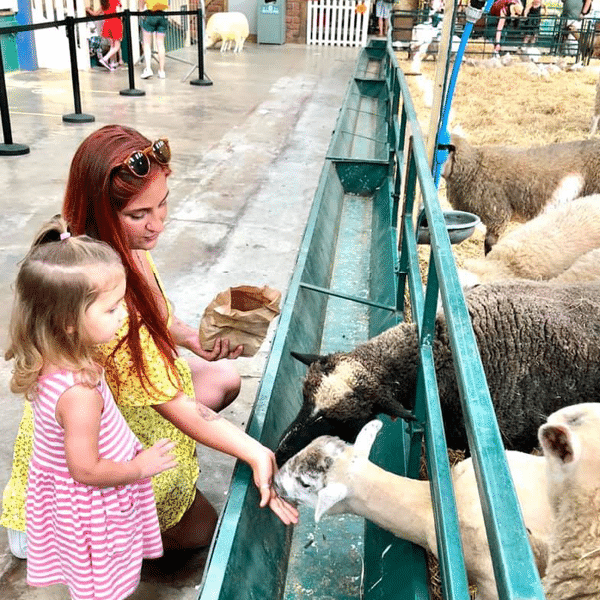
[197,37,544,600]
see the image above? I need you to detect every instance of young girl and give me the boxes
[7,217,177,600]
[88,0,123,71]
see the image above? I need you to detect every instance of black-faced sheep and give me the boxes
[538,403,600,600]
[459,194,600,286]
[274,280,600,466]
[274,419,551,600]
[442,134,600,253]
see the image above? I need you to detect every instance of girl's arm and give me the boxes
[58,384,177,487]
[169,313,244,361]
[153,394,299,524]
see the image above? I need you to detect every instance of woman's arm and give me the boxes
[58,385,177,487]
[169,313,244,361]
[153,394,299,524]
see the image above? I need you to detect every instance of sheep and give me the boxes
[274,280,600,466]
[459,194,600,286]
[205,12,249,53]
[552,247,600,283]
[537,403,600,600]
[274,419,552,600]
[442,134,600,253]
[590,70,600,136]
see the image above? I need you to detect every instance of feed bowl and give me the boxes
[417,210,480,245]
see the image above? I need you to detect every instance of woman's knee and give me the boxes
[189,357,241,412]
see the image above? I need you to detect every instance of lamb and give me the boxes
[459,194,600,286]
[274,280,600,466]
[205,12,249,53]
[537,403,600,600]
[274,419,552,600]
[442,134,600,253]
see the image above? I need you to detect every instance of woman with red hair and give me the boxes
[1,124,298,559]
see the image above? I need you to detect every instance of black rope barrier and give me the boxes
[0,38,29,155]
[190,7,212,86]
[0,8,209,155]
[63,15,95,123]
[120,9,145,97]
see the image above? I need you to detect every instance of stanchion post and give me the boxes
[120,9,145,96]
[63,15,95,123]
[190,7,212,86]
[0,34,29,155]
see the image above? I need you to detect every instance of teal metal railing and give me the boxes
[387,38,545,600]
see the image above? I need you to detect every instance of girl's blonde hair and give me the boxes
[6,215,126,398]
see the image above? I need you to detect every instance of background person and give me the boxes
[489,0,524,55]
[139,0,168,79]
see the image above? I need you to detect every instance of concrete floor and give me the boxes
[0,42,360,598]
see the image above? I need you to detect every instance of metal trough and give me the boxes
[196,39,544,600]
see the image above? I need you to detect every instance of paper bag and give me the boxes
[198,285,282,357]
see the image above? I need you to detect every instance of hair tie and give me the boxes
[60,231,71,241]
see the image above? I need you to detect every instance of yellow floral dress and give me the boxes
[0,254,199,533]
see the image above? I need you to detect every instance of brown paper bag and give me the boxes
[198,285,282,357]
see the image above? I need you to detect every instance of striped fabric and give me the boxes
[26,370,163,600]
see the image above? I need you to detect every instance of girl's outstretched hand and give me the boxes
[135,438,178,479]
[252,446,299,525]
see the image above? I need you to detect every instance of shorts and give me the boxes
[142,13,168,34]
[375,1,392,19]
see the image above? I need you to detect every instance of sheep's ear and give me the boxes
[353,420,383,457]
[290,351,323,366]
[315,483,348,522]
[539,423,579,465]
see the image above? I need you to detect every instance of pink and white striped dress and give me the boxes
[26,370,163,600]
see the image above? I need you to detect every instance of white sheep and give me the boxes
[552,247,600,283]
[538,403,600,600]
[459,194,600,286]
[442,134,600,253]
[274,419,551,600]
[205,12,249,53]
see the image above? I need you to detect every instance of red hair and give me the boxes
[63,124,178,393]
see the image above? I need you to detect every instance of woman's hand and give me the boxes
[170,314,244,360]
[188,336,244,361]
[251,446,299,525]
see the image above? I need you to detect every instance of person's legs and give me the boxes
[142,29,154,77]
[186,355,241,412]
[156,31,166,76]
[161,489,218,550]
[103,38,121,64]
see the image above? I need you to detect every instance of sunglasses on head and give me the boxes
[121,138,171,177]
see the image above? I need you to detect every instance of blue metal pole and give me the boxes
[431,0,494,187]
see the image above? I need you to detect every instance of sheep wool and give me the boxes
[538,403,600,600]
[462,194,600,285]
[205,12,249,53]
[442,135,600,253]
[275,280,600,465]
[275,419,551,600]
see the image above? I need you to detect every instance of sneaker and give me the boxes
[99,57,113,71]
[141,68,153,79]
[158,70,166,79]
[7,528,27,559]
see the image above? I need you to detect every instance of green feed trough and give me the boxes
[196,39,545,600]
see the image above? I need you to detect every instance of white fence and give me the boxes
[306,0,371,47]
